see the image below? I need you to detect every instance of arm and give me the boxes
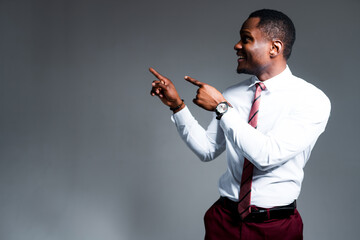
[150,68,226,161]
[220,92,331,171]
[182,75,331,171]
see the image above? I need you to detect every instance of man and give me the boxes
[150,9,330,240]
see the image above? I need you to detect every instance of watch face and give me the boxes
[216,102,228,113]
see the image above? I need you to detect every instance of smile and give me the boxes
[238,56,246,62]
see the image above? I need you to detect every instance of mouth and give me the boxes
[237,52,246,62]
[237,55,246,62]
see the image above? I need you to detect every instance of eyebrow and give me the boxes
[240,30,252,36]
[240,29,251,34]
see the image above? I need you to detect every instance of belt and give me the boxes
[219,197,296,222]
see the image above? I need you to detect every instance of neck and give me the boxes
[256,62,287,81]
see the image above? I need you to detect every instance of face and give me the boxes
[234,17,273,76]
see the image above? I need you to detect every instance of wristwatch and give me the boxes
[215,102,230,120]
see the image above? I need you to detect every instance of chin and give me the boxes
[237,68,251,74]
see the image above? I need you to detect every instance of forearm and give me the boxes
[172,106,225,161]
[219,107,329,170]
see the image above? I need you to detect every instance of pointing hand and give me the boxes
[150,68,184,111]
[184,76,227,111]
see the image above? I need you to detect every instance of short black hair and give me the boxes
[249,9,296,60]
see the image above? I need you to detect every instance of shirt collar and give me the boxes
[248,65,292,92]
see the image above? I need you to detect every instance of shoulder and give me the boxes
[290,75,331,119]
[292,75,330,105]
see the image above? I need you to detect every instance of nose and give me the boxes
[234,40,242,51]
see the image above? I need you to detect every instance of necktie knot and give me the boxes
[256,82,266,91]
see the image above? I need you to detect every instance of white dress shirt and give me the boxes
[172,66,331,208]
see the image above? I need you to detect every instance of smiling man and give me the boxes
[150,9,330,240]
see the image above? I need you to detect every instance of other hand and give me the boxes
[150,67,183,110]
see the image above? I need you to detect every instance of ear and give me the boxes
[270,39,283,58]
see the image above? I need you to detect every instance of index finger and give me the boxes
[184,76,203,87]
[149,67,167,82]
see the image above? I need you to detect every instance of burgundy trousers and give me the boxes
[204,198,303,240]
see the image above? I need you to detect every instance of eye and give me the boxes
[241,36,251,43]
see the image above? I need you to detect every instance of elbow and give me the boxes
[250,155,285,171]
[196,152,216,162]
[252,161,275,171]
[250,139,293,171]
[251,150,298,172]
[190,138,224,162]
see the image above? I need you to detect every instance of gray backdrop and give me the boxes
[1,0,359,239]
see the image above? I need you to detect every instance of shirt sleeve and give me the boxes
[171,106,226,162]
[220,91,331,171]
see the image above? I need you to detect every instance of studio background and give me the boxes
[1,0,359,239]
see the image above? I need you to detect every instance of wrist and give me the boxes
[172,103,185,113]
[170,99,185,113]
[215,101,231,120]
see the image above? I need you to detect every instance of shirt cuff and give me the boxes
[171,105,193,125]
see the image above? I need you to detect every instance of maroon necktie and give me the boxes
[238,82,266,220]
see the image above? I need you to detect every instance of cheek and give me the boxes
[252,46,269,62]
